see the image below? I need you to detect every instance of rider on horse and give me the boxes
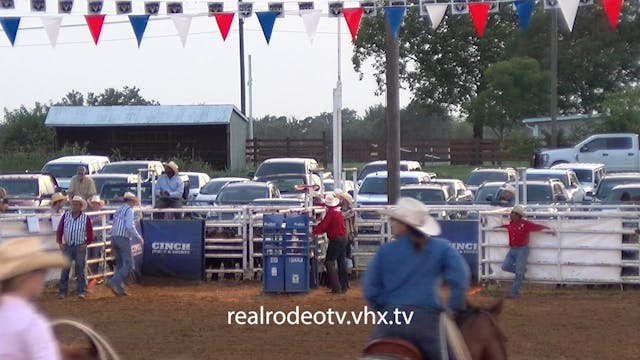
[362,197,470,360]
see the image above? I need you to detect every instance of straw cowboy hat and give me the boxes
[323,193,341,207]
[51,192,67,204]
[164,161,179,173]
[0,237,69,281]
[334,189,353,206]
[122,192,139,205]
[379,197,442,237]
[89,195,105,207]
[511,204,526,217]
[70,195,87,210]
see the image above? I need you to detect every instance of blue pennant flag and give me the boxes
[515,0,534,32]
[1,17,21,47]
[128,15,150,47]
[256,11,278,44]
[383,6,405,40]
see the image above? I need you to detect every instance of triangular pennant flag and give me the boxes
[213,12,234,41]
[256,11,278,44]
[128,15,149,48]
[425,3,448,30]
[514,0,534,32]
[300,9,321,44]
[0,17,20,46]
[342,7,364,43]
[41,16,62,47]
[84,14,105,45]
[468,2,490,38]
[557,0,580,31]
[602,0,623,30]
[171,14,192,47]
[383,6,405,40]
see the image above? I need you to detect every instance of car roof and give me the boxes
[46,155,110,164]
[363,171,430,179]
[209,177,248,182]
[471,168,513,173]
[221,181,270,188]
[90,174,137,178]
[0,173,53,179]
[505,180,560,186]
[105,160,161,165]
[551,163,605,170]
[255,173,307,179]
[401,184,446,190]
[526,169,571,175]
[261,158,317,164]
[433,178,460,183]
[180,172,209,176]
[602,173,640,179]
[251,198,301,203]
[478,181,507,188]
[610,183,640,190]
[364,160,421,166]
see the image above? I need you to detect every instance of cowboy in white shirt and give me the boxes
[155,161,185,219]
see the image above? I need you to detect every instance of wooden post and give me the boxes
[252,137,258,167]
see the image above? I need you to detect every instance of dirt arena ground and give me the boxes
[39,278,640,360]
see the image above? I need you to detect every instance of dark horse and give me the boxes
[360,300,507,360]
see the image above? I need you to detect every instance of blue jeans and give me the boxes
[109,236,133,292]
[58,244,87,295]
[502,246,530,296]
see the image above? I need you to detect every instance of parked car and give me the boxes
[525,168,585,202]
[357,160,422,184]
[323,179,356,196]
[255,173,322,199]
[0,173,60,207]
[590,173,640,201]
[534,133,640,171]
[100,160,164,181]
[215,182,281,206]
[432,179,474,202]
[251,158,320,180]
[356,171,433,206]
[490,180,569,205]
[91,174,139,194]
[191,177,247,206]
[465,168,517,194]
[41,155,110,190]
[400,184,453,204]
[100,182,153,207]
[473,181,506,204]
[604,184,640,203]
[180,172,211,200]
[551,163,606,195]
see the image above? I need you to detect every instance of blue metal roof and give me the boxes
[45,105,247,127]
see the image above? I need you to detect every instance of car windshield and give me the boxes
[359,177,421,194]
[358,164,410,181]
[187,176,200,189]
[572,169,593,183]
[254,163,307,177]
[606,187,640,202]
[324,182,334,191]
[527,173,569,187]
[101,163,147,175]
[100,184,152,204]
[400,188,446,203]
[94,177,133,194]
[595,177,640,200]
[474,185,501,203]
[201,180,232,195]
[0,179,38,197]
[466,171,508,186]
[257,176,305,194]
[216,186,268,205]
[42,164,87,178]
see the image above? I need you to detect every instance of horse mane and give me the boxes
[456,298,508,344]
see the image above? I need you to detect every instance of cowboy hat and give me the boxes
[163,161,179,173]
[334,189,353,206]
[511,205,525,217]
[0,237,69,281]
[502,184,516,194]
[122,192,139,205]
[323,193,341,207]
[51,192,67,204]
[88,195,105,207]
[70,195,87,210]
[379,197,442,237]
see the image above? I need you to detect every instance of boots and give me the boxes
[325,260,342,293]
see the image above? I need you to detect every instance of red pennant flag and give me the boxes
[85,14,106,45]
[468,2,490,38]
[342,7,364,43]
[214,12,235,41]
[602,0,623,30]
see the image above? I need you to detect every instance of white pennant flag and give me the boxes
[558,0,580,31]
[300,9,321,44]
[425,3,448,30]
[41,16,62,47]
[171,14,192,47]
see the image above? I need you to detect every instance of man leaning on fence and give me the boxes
[107,192,144,297]
[155,161,184,219]
[56,196,94,300]
[68,167,97,200]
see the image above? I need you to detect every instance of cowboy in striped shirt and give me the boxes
[56,196,94,299]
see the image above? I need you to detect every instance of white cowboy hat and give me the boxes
[51,192,67,204]
[122,192,139,205]
[70,195,87,210]
[334,189,353,206]
[323,193,341,207]
[502,184,516,194]
[88,195,105,207]
[0,237,69,281]
[511,204,525,216]
[379,197,442,237]
[164,161,179,173]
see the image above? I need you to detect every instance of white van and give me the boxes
[41,155,110,190]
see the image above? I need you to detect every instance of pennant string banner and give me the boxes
[515,0,534,32]
[468,2,490,38]
[171,14,192,47]
[602,0,623,30]
[213,12,235,41]
[0,17,20,46]
[256,11,278,44]
[558,0,580,31]
[383,6,405,40]
[425,3,448,30]
[128,14,149,47]
[84,14,105,45]
[342,7,364,43]
[41,16,62,47]
[300,8,321,43]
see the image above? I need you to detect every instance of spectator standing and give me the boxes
[68,167,97,200]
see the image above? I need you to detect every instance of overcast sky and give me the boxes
[0,1,413,119]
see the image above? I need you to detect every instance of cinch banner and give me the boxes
[132,220,144,277]
[438,220,479,281]
[141,220,204,280]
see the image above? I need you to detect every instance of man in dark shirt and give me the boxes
[312,194,348,294]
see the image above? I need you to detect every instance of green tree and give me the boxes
[0,103,52,152]
[598,87,640,133]
[466,57,549,142]
[56,86,159,106]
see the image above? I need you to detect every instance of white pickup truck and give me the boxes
[534,133,640,172]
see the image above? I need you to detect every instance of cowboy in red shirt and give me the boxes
[312,194,348,294]
[499,205,554,298]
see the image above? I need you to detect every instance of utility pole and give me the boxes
[332,19,343,190]
[248,54,254,139]
[550,8,559,148]
[385,17,400,204]
[238,3,247,115]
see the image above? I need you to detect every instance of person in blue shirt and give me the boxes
[363,197,470,360]
[155,161,185,219]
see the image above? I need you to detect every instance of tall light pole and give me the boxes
[332,17,343,190]
[239,2,247,115]
[550,8,559,148]
[385,13,401,204]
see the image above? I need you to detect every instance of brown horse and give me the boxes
[361,299,507,360]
